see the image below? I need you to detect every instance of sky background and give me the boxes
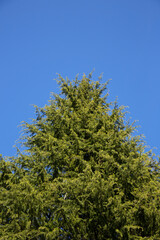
[0,0,160,157]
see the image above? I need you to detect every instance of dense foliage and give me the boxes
[0,74,160,239]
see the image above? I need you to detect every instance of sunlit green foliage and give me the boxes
[1,74,160,239]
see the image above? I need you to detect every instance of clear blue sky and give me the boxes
[0,0,160,157]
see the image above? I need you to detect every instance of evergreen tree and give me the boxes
[0,74,160,239]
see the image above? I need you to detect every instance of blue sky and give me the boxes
[0,0,160,157]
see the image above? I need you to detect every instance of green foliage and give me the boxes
[1,74,160,239]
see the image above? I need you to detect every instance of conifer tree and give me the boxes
[0,74,160,239]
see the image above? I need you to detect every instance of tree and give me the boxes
[0,74,160,239]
